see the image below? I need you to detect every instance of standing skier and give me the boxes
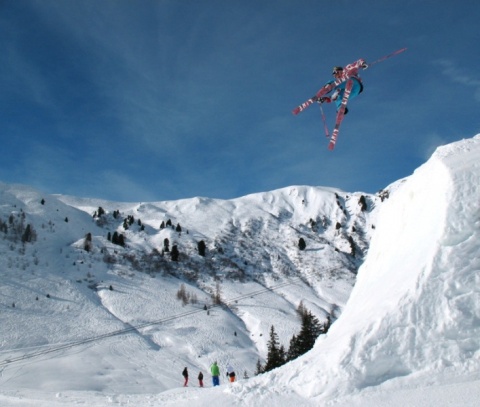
[315,59,369,114]
[226,364,236,383]
[198,371,204,387]
[211,361,220,386]
[182,367,189,387]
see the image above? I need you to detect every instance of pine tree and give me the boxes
[21,224,36,243]
[255,359,264,375]
[296,310,322,355]
[263,325,285,372]
[84,232,92,252]
[198,240,206,257]
[171,244,179,261]
[117,233,126,247]
[287,309,324,362]
[298,237,306,251]
[286,334,302,362]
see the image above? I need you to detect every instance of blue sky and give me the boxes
[1,1,479,202]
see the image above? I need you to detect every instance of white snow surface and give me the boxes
[1,135,480,405]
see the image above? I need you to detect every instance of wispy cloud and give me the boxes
[436,59,480,102]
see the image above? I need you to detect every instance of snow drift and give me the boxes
[262,134,480,403]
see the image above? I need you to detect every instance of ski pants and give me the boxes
[333,77,363,110]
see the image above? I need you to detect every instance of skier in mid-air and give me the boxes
[293,58,368,150]
[314,59,369,114]
[292,48,406,150]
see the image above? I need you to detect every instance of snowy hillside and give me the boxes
[0,181,380,404]
[2,135,480,406]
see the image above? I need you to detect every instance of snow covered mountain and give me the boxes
[1,135,480,406]
[0,179,380,403]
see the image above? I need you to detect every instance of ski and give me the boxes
[368,47,407,67]
[292,97,316,115]
[292,79,342,115]
[328,79,353,150]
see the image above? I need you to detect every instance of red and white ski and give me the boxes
[328,79,353,150]
[292,78,344,115]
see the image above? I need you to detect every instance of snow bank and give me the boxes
[282,135,480,401]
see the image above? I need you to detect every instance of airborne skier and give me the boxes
[292,48,406,150]
[315,60,368,114]
[293,58,368,150]
[316,59,368,150]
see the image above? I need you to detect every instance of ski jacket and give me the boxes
[211,362,220,376]
[182,368,188,378]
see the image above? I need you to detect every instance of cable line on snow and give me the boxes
[0,275,317,368]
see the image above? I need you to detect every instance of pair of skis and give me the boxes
[292,48,407,150]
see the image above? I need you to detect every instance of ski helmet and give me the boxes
[332,66,343,75]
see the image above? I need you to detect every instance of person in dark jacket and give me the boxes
[182,367,188,387]
[226,364,236,383]
[198,371,204,387]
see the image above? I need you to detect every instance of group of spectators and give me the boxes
[182,362,236,387]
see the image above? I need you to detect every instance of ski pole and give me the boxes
[319,104,330,138]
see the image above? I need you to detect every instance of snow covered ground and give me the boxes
[1,135,480,406]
